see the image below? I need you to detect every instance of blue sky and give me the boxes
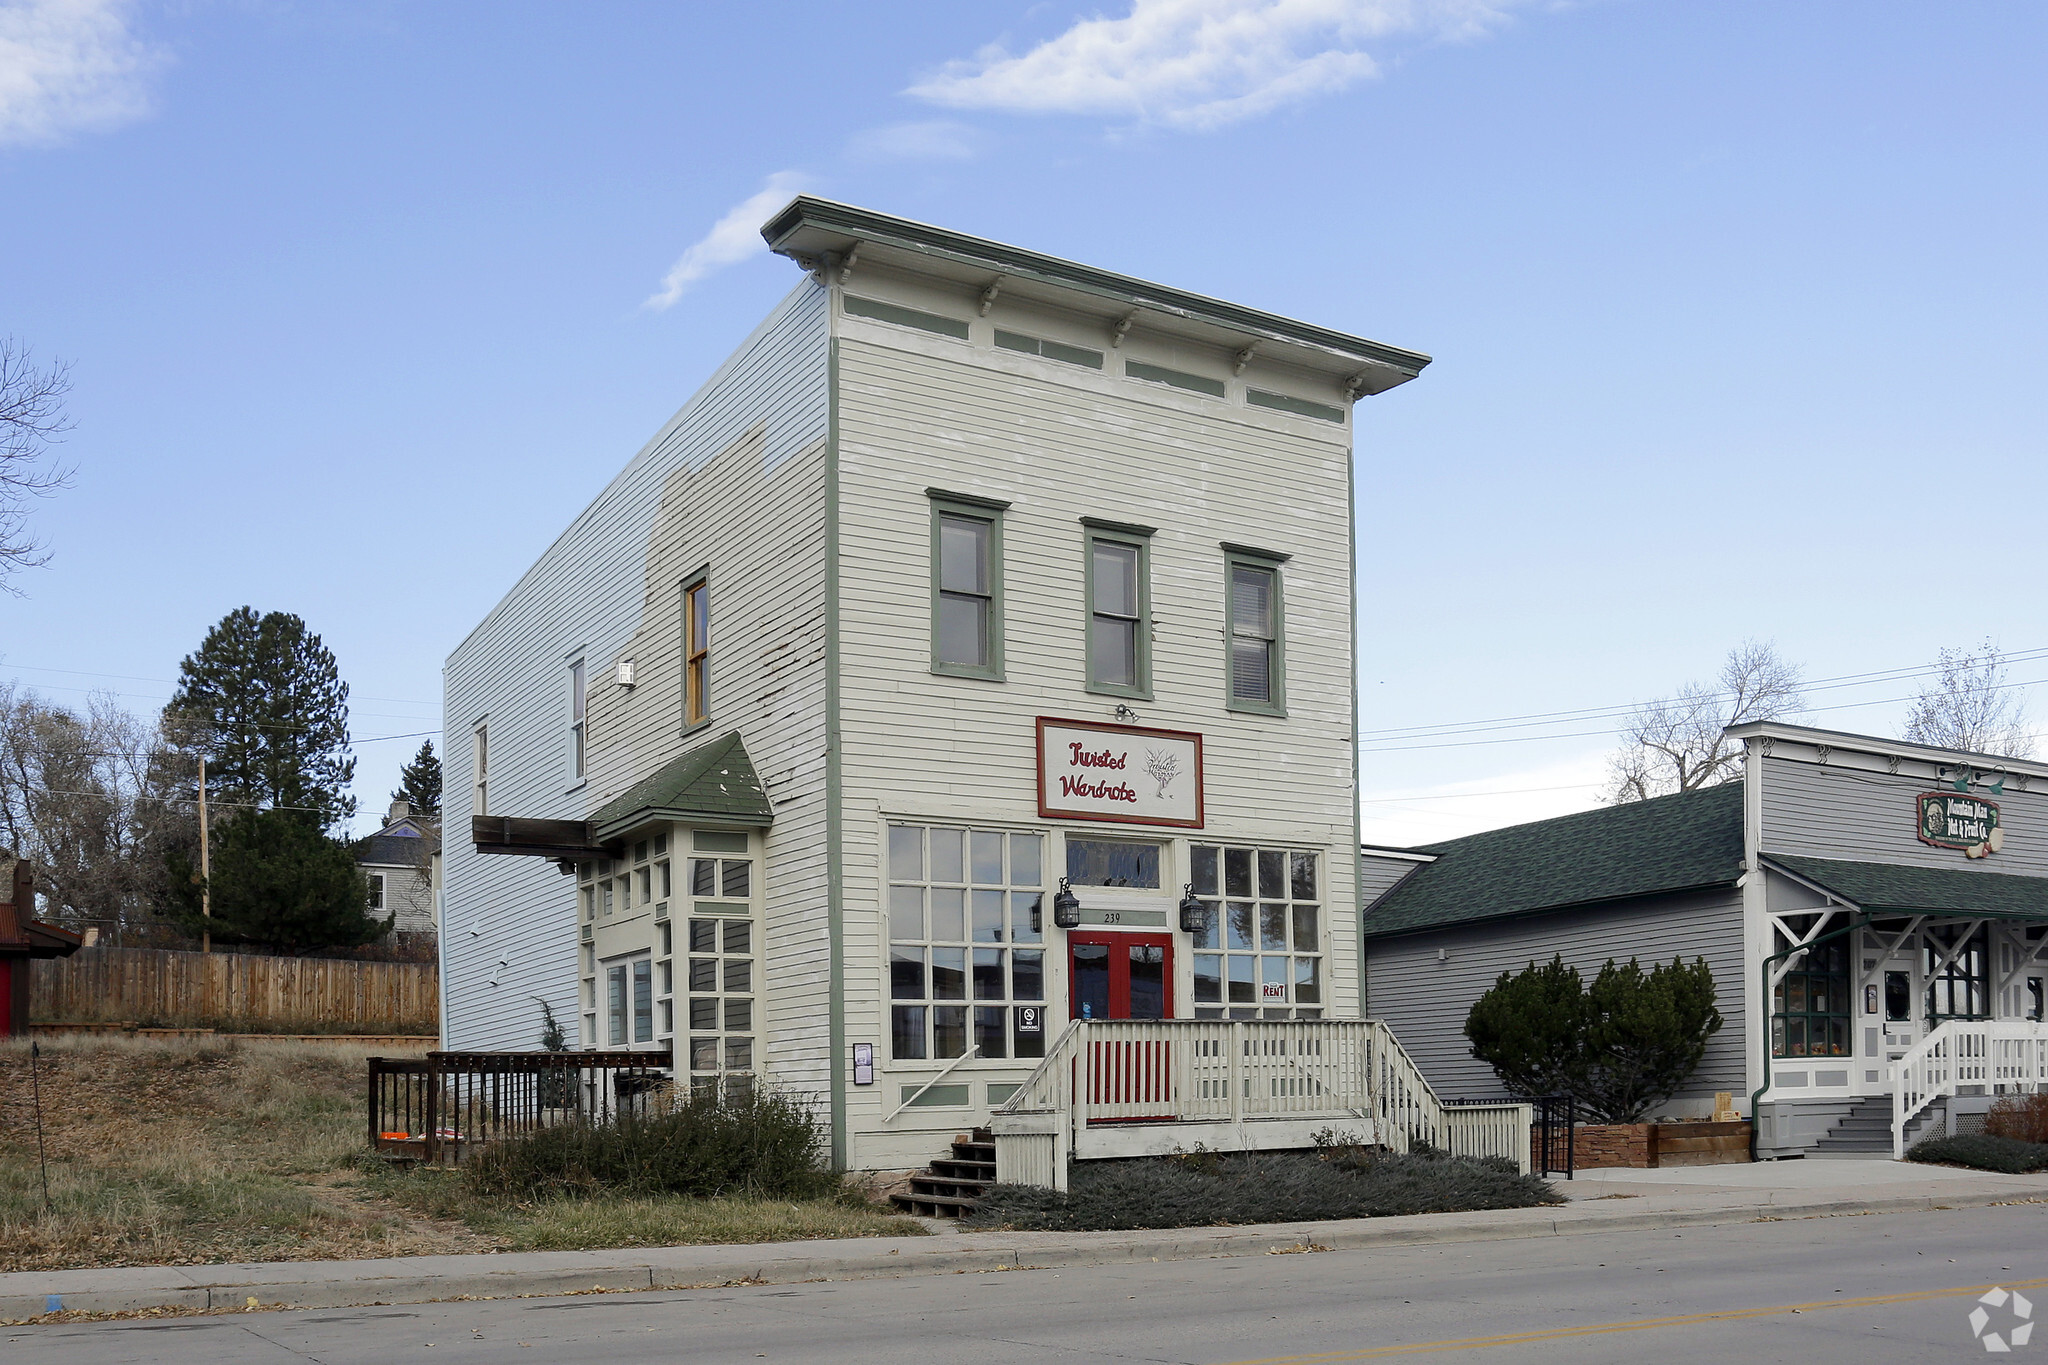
[2,0,2043,841]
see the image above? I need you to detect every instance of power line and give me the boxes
[0,661,438,708]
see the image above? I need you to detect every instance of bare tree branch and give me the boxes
[1901,640,2036,759]
[0,336,77,590]
[1605,640,1805,803]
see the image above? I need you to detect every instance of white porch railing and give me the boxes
[990,1018,1531,1189]
[1893,1020,2048,1157]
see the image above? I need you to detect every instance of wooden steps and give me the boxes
[890,1129,996,1218]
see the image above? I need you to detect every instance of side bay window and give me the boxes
[928,489,1008,680]
[888,824,1046,1062]
[1223,545,1287,715]
[1084,518,1153,698]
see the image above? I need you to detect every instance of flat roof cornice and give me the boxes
[1726,721,2048,782]
[760,196,1431,392]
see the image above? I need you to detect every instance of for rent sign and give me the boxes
[1037,717,1204,829]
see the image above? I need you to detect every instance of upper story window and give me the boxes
[472,723,489,816]
[684,574,710,728]
[1084,519,1153,699]
[569,658,587,780]
[928,489,1009,681]
[1223,545,1288,716]
[367,873,386,911]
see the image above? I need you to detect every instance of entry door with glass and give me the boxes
[1068,931,1173,1021]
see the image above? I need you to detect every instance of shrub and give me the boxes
[1906,1133,2048,1174]
[464,1089,837,1201]
[963,1147,1562,1233]
[1986,1094,2048,1145]
[1464,954,1722,1123]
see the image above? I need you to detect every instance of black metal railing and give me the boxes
[1534,1094,1575,1178]
[367,1049,672,1165]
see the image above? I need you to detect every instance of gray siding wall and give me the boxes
[1363,888,1747,1108]
[362,861,436,936]
[442,281,829,1051]
[1358,853,1423,909]
[1760,754,2048,876]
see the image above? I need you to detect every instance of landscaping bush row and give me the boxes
[965,1143,1563,1233]
[1906,1133,2048,1174]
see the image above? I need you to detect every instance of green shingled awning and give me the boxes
[590,731,772,841]
[1765,854,2048,920]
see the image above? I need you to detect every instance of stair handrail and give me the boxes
[885,1044,981,1123]
[1893,1019,2048,1157]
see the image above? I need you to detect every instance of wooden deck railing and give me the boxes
[1894,1020,2048,1157]
[368,1050,672,1164]
[991,1019,1530,1188]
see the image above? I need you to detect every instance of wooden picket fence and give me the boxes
[31,947,438,1034]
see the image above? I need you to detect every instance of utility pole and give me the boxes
[197,754,211,954]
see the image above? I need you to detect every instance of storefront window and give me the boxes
[887,825,1045,1061]
[1772,941,1849,1058]
[1186,844,1321,1020]
[1926,924,1990,1022]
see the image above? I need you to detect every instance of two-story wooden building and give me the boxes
[441,198,1430,1171]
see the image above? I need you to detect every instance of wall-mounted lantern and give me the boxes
[1052,877,1081,930]
[1178,882,1206,935]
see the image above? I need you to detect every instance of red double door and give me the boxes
[1068,932,1174,1116]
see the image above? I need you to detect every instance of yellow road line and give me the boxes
[1213,1274,2048,1362]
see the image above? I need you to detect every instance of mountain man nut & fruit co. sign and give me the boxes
[1917,792,2004,858]
[1037,716,1204,829]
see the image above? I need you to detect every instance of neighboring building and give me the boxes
[355,799,438,942]
[1,859,82,1037]
[443,197,1429,1170]
[1361,723,2048,1156]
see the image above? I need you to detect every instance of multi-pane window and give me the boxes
[1225,555,1285,712]
[930,494,1005,678]
[1926,925,1989,1022]
[1087,529,1149,696]
[1772,940,1848,1058]
[605,957,652,1046]
[684,577,710,726]
[888,825,1045,1062]
[1186,845,1321,1019]
[570,659,587,779]
[686,851,754,1097]
[366,873,385,911]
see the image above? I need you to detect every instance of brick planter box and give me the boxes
[1537,1119,1752,1169]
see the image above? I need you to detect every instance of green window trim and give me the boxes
[1223,546,1287,717]
[1084,523,1153,700]
[1247,388,1347,424]
[1124,359,1227,399]
[842,294,971,340]
[928,494,1006,681]
[994,329,1106,370]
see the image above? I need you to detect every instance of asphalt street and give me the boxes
[8,1202,2044,1364]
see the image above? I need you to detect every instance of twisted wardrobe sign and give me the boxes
[1917,792,2004,858]
[1037,716,1204,828]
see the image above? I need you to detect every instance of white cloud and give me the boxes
[644,171,809,312]
[1358,749,1609,849]
[909,0,1523,131]
[0,0,162,148]
[846,119,981,164]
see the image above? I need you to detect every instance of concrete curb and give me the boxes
[8,1180,2048,1323]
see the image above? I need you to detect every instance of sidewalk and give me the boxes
[5,1159,2044,1323]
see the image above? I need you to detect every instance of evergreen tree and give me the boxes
[164,607,356,827]
[166,808,387,952]
[1463,955,1587,1100]
[393,740,442,819]
[1465,954,1723,1123]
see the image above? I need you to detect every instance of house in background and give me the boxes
[442,197,1432,1173]
[1,859,82,1037]
[1361,723,2048,1158]
[355,799,439,947]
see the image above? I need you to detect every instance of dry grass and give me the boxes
[0,1036,919,1272]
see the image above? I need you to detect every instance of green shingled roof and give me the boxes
[1766,854,2048,919]
[1361,782,1745,939]
[590,731,772,840]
